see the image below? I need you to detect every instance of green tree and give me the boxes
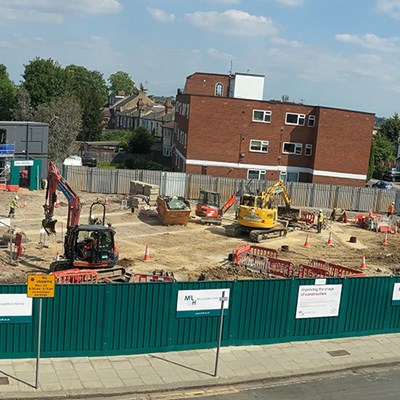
[65,65,108,141]
[34,96,82,161]
[378,113,400,145]
[22,58,66,108]
[101,130,130,148]
[127,126,154,154]
[0,65,17,120]
[139,82,148,94]
[108,71,137,95]
[13,87,34,121]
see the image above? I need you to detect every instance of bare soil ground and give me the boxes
[0,188,399,284]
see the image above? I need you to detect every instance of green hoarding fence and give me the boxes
[1,276,400,359]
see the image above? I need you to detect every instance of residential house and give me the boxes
[173,72,375,187]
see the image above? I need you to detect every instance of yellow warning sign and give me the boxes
[27,275,55,298]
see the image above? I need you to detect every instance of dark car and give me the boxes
[82,152,97,167]
[371,180,393,190]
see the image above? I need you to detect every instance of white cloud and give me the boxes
[275,0,304,6]
[335,33,400,53]
[0,0,122,23]
[271,37,303,48]
[376,0,400,19]
[147,7,175,23]
[207,48,232,59]
[185,9,278,36]
[207,0,241,3]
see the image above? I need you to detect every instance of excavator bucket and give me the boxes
[42,218,57,235]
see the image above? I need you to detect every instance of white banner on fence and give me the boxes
[0,294,33,323]
[296,284,342,319]
[176,289,230,317]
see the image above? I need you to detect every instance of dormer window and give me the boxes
[215,83,223,97]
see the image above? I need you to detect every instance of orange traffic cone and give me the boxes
[361,255,366,270]
[55,197,60,208]
[55,252,60,261]
[393,225,398,235]
[23,200,28,209]
[143,244,150,262]
[343,211,348,223]
[327,231,334,246]
[104,196,110,205]
[382,232,388,245]
[304,234,310,248]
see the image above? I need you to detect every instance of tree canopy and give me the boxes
[0,65,17,120]
[108,71,137,96]
[127,126,154,154]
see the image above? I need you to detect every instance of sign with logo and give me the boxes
[14,160,34,166]
[0,294,32,323]
[177,289,230,318]
[392,282,400,305]
[296,284,342,319]
[27,275,55,298]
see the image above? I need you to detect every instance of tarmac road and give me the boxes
[107,365,400,400]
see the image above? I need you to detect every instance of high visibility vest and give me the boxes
[318,212,324,222]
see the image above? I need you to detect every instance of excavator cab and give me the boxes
[196,190,221,217]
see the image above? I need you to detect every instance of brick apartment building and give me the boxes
[172,72,375,187]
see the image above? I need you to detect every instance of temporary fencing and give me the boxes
[52,269,100,284]
[231,245,365,278]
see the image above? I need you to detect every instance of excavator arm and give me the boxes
[261,180,291,209]
[220,193,237,215]
[42,161,81,235]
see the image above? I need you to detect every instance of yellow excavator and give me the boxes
[225,180,299,242]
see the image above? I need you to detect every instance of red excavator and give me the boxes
[195,190,237,225]
[42,161,119,272]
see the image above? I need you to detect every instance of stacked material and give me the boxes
[129,180,160,210]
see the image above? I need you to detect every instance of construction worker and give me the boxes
[8,195,20,218]
[388,202,395,217]
[317,209,324,233]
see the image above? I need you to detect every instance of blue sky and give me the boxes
[0,0,399,117]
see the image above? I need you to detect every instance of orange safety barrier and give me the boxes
[129,273,175,283]
[267,258,295,278]
[299,211,315,224]
[298,264,330,278]
[355,213,381,226]
[232,245,278,265]
[52,269,99,284]
[309,259,365,277]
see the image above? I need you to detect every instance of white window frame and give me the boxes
[282,142,302,155]
[308,115,316,127]
[215,82,224,97]
[252,109,271,123]
[305,144,312,156]
[249,139,269,153]
[285,113,305,126]
[247,169,266,180]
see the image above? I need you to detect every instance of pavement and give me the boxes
[1,333,400,399]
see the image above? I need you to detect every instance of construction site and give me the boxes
[1,165,400,285]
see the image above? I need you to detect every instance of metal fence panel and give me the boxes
[3,277,400,359]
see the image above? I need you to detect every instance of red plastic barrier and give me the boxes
[309,259,365,277]
[267,258,295,278]
[232,245,277,265]
[298,264,330,278]
[0,184,7,191]
[299,211,315,224]
[6,185,19,192]
[130,273,175,283]
[52,269,99,284]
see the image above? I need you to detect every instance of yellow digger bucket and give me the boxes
[42,218,57,235]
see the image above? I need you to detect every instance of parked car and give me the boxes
[371,180,393,190]
[82,152,97,167]
[383,169,400,182]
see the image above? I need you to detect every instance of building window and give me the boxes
[285,113,305,126]
[247,169,266,180]
[308,115,316,127]
[215,83,224,97]
[252,110,271,123]
[283,142,302,155]
[249,140,268,153]
[305,144,312,156]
